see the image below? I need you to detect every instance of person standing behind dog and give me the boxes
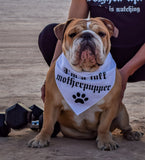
[39,0,145,102]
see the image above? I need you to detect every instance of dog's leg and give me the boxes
[111,103,143,141]
[96,104,119,151]
[28,100,61,148]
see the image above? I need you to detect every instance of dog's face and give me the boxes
[54,18,118,72]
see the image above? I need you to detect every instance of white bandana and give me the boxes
[55,53,116,115]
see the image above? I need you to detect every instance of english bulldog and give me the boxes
[28,18,143,150]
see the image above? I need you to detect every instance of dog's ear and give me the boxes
[99,17,119,38]
[54,19,74,41]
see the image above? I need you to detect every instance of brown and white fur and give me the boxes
[28,18,143,150]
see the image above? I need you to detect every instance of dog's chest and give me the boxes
[61,99,103,127]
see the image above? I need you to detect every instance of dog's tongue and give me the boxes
[81,49,94,60]
[80,49,96,65]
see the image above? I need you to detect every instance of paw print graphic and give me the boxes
[72,92,89,104]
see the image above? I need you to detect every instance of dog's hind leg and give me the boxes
[110,103,143,141]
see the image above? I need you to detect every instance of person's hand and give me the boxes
[119,68,129,100]
[41,82,45,103]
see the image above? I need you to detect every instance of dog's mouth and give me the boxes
[71,40,103,71]
[80,40,96,56]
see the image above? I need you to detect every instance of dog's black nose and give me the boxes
[81,32,93,39]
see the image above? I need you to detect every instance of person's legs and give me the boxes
[111,44,145,82]
[38,23,58,66]
[128,64,145,82]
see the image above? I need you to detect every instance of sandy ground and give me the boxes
[0,0,145,159]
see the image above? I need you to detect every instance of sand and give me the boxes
[0,0,145,159]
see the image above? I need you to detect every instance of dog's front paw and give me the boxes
[96,139,119,151]
[123,131,143,141]
[28,136,50,148]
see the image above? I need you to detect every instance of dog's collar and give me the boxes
[55,52,116,115]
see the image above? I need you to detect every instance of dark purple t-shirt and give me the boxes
[87,0,145,47]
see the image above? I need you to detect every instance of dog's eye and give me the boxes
[69,33,77,38]
[98,32,106,38]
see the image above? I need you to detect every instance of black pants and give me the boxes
[38,23,145,82]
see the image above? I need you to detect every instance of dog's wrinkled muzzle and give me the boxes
[71,32,103,71]
[79,40,97,66]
